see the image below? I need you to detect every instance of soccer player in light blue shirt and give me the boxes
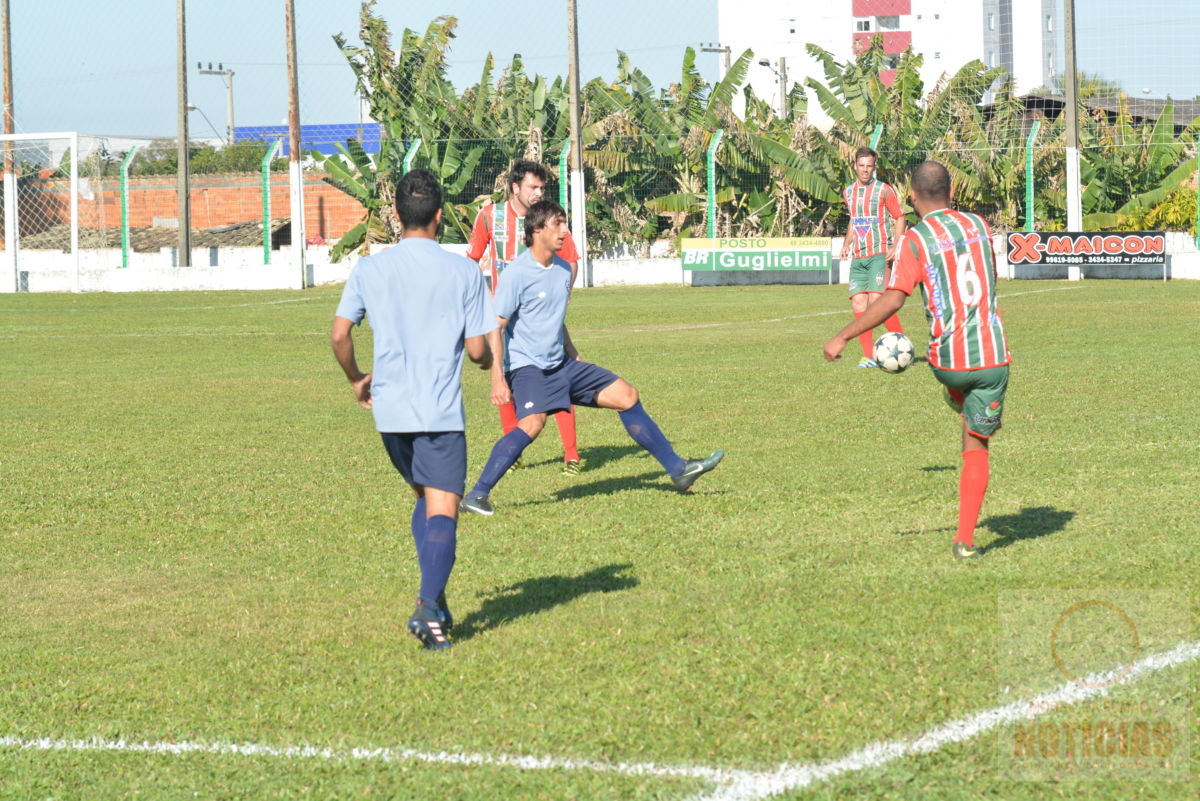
[460,201,724,516]
[331,170,496,651]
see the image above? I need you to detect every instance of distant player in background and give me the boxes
[824,161,1011,560]
[460,201,724,516]
[332,170,497,650]
[839,147,907,368]
[467,159,584,475]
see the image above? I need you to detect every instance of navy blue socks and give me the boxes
[410,495,427,555]
[619,401,686,476]
[469,428,533,498]
[418,514,457,606]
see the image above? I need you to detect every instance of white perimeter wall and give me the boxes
[4,234,1197,294]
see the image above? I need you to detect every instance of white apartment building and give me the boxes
[714,0,1059,127]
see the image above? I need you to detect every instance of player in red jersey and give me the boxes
[824,161,1011,560]
[467,160,584,475]
[839,147,907,368]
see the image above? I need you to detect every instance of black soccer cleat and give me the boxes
[459,494,494,516]
[437,591,453,632]
[953,541,981,561]
[408,600,452,651]
[670,450,725,492]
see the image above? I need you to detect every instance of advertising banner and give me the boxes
[1006,232,1166,267]
[680,237,832,271]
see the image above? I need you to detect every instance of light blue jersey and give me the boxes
[335,238,495,433]
[492,250,574,372]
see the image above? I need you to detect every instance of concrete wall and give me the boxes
[3,232,1197,293]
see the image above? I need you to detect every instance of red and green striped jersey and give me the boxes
[889,208,1011,371]
[843,179,902,259]
[466,201,579,294]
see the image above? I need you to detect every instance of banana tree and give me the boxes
[313,138,394,262]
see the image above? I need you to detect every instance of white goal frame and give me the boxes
[2,131,80,292]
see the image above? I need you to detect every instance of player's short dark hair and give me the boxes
[395,169,442,229]
[508,159,548,192]
[854,147,878,162]
[910,160,952,202]
[524,200,567,247]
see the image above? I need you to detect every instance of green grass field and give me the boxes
[1,280,1197,800]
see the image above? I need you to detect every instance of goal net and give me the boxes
[1,132,85,292]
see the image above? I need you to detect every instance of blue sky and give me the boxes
[9,1,717,138]
[7,1,1197,139]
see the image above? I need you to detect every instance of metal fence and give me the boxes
[2,1,1197,283]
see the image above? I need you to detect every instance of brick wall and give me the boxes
[5,172,368,246]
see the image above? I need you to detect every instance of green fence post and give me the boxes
[119,145,139,269]
[559,140,571,211]
[1025,120,1042,233]
[869,124,883,150]
[403,139,423,174]
[261,139,282,265]
[706,129,724,239]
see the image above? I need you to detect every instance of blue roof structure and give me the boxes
[234,123,383,156]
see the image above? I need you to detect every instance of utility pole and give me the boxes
[2,0,17,290]
[758,58,788,117]
[778,56,789,118]
[700,42,731,76]
[566,0,589,287]
[176,0,191,266]
[198,62,235,145]
[285,0,306,288]
[1063,0,1081,278]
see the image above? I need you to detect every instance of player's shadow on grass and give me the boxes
[453,563,638,641]
[578,444,643,471]
[980,506,1075,554]
[895,505,1075,547]
[553,470,681,501]
[518,444,642,471]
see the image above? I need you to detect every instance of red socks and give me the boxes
[955,449,990,546]
[497,402,579,464]
[853,312,875,359]
[883,314,904,334]
[555,407,580,463]
[499,401,518,435]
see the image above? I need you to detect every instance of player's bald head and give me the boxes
[910,161,951,203]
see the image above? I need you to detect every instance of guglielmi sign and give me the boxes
[680,237,832,271]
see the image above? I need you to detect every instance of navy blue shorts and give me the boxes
[380,431,467,496]
[508,359,620,419]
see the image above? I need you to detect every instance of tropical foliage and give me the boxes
[319,3,1199,259]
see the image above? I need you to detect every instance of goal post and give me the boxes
[1,131,80,292]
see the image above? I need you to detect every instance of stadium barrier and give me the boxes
[4,233,1197,293]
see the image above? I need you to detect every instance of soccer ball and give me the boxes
[873,332,915,374]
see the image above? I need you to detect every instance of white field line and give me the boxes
[0,297,323,314]
[162,297,324,311]
[694,638,1200,801]
[0,734,759,790]
[0,284,1084,340]
[585,284,1086,335]
[2,638,1196,801]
